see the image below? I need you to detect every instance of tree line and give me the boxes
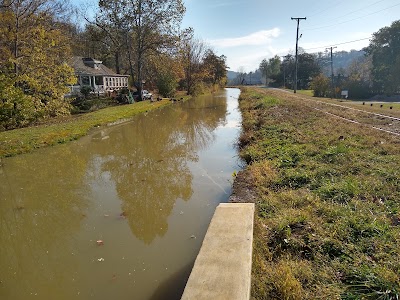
[0,0,228,131]
[233,20,400,99]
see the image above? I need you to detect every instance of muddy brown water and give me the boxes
[0,88,242,300]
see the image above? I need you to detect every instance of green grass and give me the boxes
[0,99,177,157]
[297,89,314,96]
[238,87,400,299]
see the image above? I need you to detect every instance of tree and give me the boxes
[94,0,130,75]
[154,54,181,97]
[259,59,268,85]
[365,20,400,95]
[235,66,246,85]
[0,74,34,130]
[297,53,321,89]
[97,0,185,100]
[342,56,373,99]
[310,74,330,97]
[202,49,227,88]
[180,32,208,95]
[0,0,76,129]
[259,56,281,86]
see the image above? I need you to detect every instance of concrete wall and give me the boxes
[181,203,255,300]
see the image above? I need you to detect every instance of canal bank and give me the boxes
[0,88,244,300]
[236,87,400,299]
[0,98,177,158]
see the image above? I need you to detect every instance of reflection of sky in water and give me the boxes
[220,119,240,128]
[0,88,242,300]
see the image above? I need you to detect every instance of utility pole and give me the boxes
[291,17,306,93]
[326,46,337,98]
[281,55,290,89]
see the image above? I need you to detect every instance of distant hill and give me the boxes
[320,50,365,75]
[334,50,365,70]
[226,50,365,84]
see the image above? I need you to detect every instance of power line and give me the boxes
[319,0,387,23]
[303,37,371,51]
[304,2,400,31]
[306,0,387,24]
[307,0,347,18]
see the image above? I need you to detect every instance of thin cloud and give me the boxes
[209,28,281,48]
[210,0,246,8]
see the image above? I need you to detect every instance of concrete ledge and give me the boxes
[181,203,255,300]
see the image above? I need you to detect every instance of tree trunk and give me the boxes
[115,51,120,74]
[13,4,20,75]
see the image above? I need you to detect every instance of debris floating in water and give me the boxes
[97,258,105,262]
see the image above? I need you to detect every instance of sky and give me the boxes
[72,0,400,72]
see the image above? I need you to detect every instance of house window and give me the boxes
[95,76,103,86]
[81,76,90,86]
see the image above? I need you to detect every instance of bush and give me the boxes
[311,74,330,97]
[190,82,207,96]
[344,79,371,99]
[0,75,36,130]
[157,71,177,97]
[80,85,92,99]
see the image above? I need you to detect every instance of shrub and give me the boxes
[157,71,177,97]
[311,74,330,97]
[0,75,36,130]
[80,85,92,99]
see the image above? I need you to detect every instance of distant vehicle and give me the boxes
[131,90,152,101]
[142,90,153,100]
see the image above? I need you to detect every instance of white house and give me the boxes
[68,57,129,95]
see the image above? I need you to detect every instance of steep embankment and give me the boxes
[232,87,400,299]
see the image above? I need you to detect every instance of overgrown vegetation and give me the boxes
[237,87,400,299]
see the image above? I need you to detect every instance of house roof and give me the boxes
[70,57,129,77]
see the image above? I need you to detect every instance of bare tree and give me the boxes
[180,31,208,95]
[96,0,185,100]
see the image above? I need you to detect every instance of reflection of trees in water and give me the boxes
[0,147,90,298]
[0,92,230,297]
[90,95,228,244]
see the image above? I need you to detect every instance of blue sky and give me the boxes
[72,0,400,72]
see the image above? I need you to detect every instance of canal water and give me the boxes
[0,88,242,300]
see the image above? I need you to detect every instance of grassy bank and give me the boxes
[237,87,400,299]
[0,99,175,157]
